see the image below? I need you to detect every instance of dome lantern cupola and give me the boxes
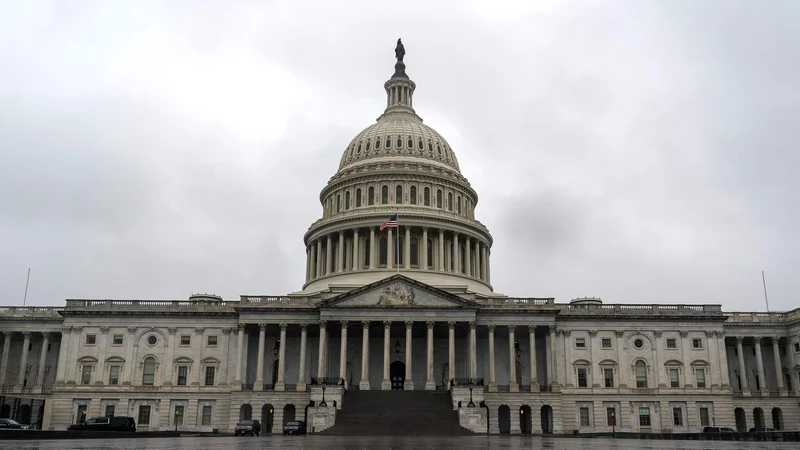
[383,38,417,115]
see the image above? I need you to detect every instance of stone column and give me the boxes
[382,321,391,390]
[339,321,349,386]
[735,336,749,391]
[453,232,460,273]
[704,331,718,388]
[481,246,488,280]
[510,403,521,434]
[754,336,766,392]
[425,321,435,390]
[17,332,31,386]
[255,323,266,390]
[405,321,414,390]
[353,228,360,271]
[653,331,664,387]
[297,324,308,391]
[789,337,798,394]
[404,226,411,269]
[448,321,456,386]
[369,227,377,269]
[549,326,558,388]
[529,326,538,389]
[315,239,322,277]
[275,323,287,391]
[474,241,481,279]
[317,321,327,378]
[305,246,311,281]
[680,331,693,387]
[438,229,445,271]
[615,330,625,388]
[716,332,730,388]
[326,235,333,275]
[0,332,13,386]
[469,322,477,379]
[488,325,497,391]
[192,327,204,385]
[421,227,429,270]
[772,337,784,391]
[486,248,491,283]
[96,328,110,386]
[509,325,518,391]
[337,232,345,273]
[34,332,50,388]
[387,227,394,269]
[53,329,69,385]
[465,236,472,276]
[235,324,245,384]
[123,327,136,385]
[360,322,370,390]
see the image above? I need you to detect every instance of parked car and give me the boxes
[0,419,23,429]
[283,420,306,436]
[235,419,261,436]
[67,416,136,432]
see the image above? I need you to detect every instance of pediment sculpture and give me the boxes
[377,282,416,307]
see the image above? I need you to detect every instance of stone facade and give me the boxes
[1,43,798,435]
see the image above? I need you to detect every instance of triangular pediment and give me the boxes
[318,275,478,309]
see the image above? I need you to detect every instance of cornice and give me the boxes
[556,314,729,323]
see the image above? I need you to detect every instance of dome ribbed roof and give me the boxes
[338,114,461,172]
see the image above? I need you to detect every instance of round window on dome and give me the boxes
[634,338,644,349]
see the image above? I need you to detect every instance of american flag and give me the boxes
[380,213,398,230]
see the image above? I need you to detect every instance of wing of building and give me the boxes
[1,42,799,436]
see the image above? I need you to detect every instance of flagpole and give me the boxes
[396,213,400,274]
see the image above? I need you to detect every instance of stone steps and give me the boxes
[319,390,473,435]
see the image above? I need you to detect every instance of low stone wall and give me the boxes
[307,406,336,433]
[458,407,487,433]
[0,430,181,440]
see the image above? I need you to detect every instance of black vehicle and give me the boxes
[283,420,306,436]
[235,419,261,436]
[67,416,136,432]
[0,419,23,429]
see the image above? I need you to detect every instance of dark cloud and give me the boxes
[0,0,796,311]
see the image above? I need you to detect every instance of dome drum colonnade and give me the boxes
[301,43,494,294]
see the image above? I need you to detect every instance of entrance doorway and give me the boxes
[498,405,511,434]
[520,405,532,434]
[390,361,405,390]
[541,405,553,434]
[262,404,274,433]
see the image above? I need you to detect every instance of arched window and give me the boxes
[428,141,433,153]
[142,357,157,386]
[366,140,371,151]
[410,237,418,266]
[364,236,371,267]
[457,195,461,214]
[381,186,389,204]
[634,360,648,388]
[424,187,430,206]
[336,194,341,213]
[410,186,417,205]
[386,137,391,149]
[375,138,381,150]
[437,143,442,155]
[396,185,403,204]
[427,239,433,269]
[357,143,362,154]
[368,187,375,206]
[407,137,413,148]
[379,237,388,266]
[345,191,351,210]
[397,137,403,148]
[418,139,423,150]
[447,192,453,211]
[436,190,443,208]
[356,188,362,208]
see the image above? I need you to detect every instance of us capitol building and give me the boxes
[1,41,798,435]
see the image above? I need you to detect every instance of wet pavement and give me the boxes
[0,435,796,450]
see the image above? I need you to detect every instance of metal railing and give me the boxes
[262,384,274,391]
[452,378,484,387]
[310,377,343,386]
[539,384,553,392]
[241,383,254,391]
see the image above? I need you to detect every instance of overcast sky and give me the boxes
[1,0,797,311]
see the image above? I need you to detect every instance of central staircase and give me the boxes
[318,390,473,435]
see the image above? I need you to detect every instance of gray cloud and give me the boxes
[0,0,797,311]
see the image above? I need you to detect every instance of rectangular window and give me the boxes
[180,335,191,346]
[692,338,703,349]
[174,405,184,425]
[575,338,586,349]
[85,334,96,345]
[81,365,92,385]
[204,366,216,386]
[177,366,188,386]
[601,338,612,349]
[794,342,800,352]
[666,338,677,349]
[579,407,590,426]
[201,405,213,425]
[138,405,151,425]
[105,404,116,417]
[606,408,616,426]
[695,368,706,388]
[108,365,120,385]
[672,407,683,426]
[699,407,710,426]
[669,368,680,388]
[207,335,218,346]
[639,407,651,427]
[76,405,87,423]
[577,368,587,387]
[112,335,124,345]
[604,368,614,388]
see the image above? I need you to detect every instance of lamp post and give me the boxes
[320,386,327,407]
[394,339,401,357]
[468,387,475,408]
[174,409,179,432]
